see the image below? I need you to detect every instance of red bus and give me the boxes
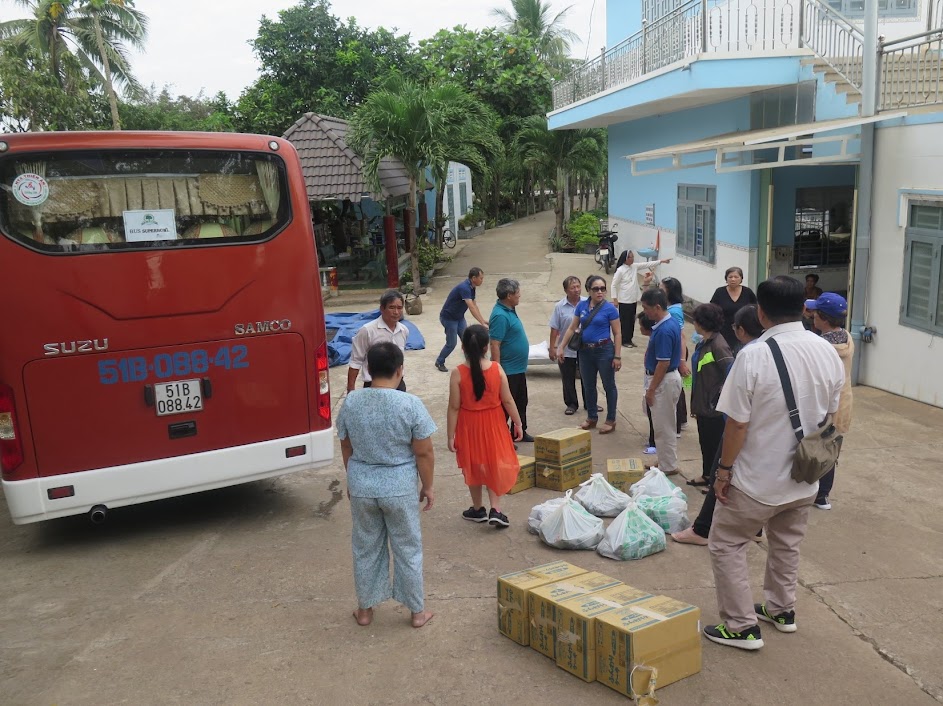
[0,131,334,524]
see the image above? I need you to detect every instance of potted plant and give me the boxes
[568,212,601,254]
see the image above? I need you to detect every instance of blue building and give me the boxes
[550,0,943,407]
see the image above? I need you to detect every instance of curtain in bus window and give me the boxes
[255,161,280,219]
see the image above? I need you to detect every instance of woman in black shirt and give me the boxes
[710,266,757,353]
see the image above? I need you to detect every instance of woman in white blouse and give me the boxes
[611,250,671,348]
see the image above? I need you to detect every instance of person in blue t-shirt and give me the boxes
[661,276,690,435]
[640,287,683,475]
[556,275,622,434]
[435,267,488,372]
[489,278,533,442]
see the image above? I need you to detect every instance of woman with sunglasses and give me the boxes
[556,275,622,434]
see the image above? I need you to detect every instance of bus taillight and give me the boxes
[315,342,331,421]
[0,383,24,474]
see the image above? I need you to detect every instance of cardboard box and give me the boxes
[595,596,702,699]
[536,456,593,492]
[534,428,592,466]
[607,458,646,492]
[497,562,588,645]
[508,455,536,495]
[556,585,654,682]
[528,572,622,659]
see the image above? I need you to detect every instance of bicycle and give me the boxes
[427,224,457,249]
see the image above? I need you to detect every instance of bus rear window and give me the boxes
[0,150,289,253]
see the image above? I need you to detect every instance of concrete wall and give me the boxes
[607,96,761,302]
[866,121,943,407]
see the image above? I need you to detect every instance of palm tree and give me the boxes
[491,0,578,65]
[516,115,603,241]
[0,0,148,129]
[349,76,501,296]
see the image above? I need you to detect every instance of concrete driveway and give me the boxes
[1,210,940,705]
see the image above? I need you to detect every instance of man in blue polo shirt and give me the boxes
[489,278,533,443]
[640,288,683,475]
[435,267,488,372]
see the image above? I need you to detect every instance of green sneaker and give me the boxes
[703,623,764,650]
[755,603,797,633]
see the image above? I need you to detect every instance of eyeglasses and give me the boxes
[590,286,607,292]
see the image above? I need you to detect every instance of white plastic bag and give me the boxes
[574,473,631,517]
[636,495,691,534]
[539,490,605,550]
[596,501,667,561]
[527,496,567,535]
[630,467,688,503]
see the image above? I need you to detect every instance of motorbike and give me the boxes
[595,224,618,274]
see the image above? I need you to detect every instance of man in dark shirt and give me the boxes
[435,267,488,372]
[640,288,683,475]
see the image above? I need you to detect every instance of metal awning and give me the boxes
[626,112,908,176]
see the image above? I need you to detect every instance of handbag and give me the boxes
[767,338,843,484]
[567,302,604,351]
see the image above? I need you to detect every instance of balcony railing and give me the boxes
[879,29,943,110]
[800,0,864,87]
[552,0,801,110]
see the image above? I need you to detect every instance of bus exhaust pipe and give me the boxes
[88,505,108,525]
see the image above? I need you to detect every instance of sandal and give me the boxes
[580,419,597,430]
[598,422,617,434]
[686,478,711,487]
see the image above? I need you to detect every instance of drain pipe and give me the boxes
[850,1,880,386]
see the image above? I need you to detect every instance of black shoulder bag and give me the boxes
[567,302,604,351]
[766,338,843,484]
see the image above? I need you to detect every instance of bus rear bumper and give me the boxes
[2,429,335,525]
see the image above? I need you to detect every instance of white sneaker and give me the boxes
[813,497,832,510]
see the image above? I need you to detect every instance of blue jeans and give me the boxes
[436,315,466,366]
[578,342,617,422]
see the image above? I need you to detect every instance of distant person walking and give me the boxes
[435,267,488,372]
[489,278,533,442]
[336,342,436,629]
[661,276,690,434]
[711,267,757,353]
[347,290,409,393]
[447,325,523,528]
[804,293,854,511]
[704,277,843,651]
[640,288,683,475]
[549,276,588,415]
[611,250,670,348]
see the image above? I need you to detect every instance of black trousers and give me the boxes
[558,356,586,410]
[506,372,528,432]
[363,379,407,391]
[618,302,638,345]
[647,405,655,447]
[696,415,726,480]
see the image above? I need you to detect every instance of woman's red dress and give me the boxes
[454,363,520,495]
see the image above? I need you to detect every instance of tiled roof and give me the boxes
[283,113,412,202]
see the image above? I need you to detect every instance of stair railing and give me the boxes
[800,0,864,88]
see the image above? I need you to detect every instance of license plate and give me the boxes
[599,248,609,257]
[155,379,203,417]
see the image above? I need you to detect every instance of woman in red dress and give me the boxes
[447,325,523,528]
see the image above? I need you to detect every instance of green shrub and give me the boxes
[568,212,601,250]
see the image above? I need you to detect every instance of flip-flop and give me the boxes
[686,478,710,487]
[564,407,577,416]
[411,611,434,628]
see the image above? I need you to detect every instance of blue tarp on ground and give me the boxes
[325,310,426,367]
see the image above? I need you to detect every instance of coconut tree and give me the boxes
[516,114,603,241]
[0,0,148,129]
[349,76,501,296]
[491,0,578,65]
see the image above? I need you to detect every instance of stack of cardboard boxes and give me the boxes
[533,429,593,492]
[497,561,701,699]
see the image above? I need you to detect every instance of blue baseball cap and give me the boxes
[805,292,848,318]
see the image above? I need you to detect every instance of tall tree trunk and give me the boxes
[528,167,536,215]
[93,17,121,130]
[555,167,565,244]
[408,178,421,296]
[435,174,446,248]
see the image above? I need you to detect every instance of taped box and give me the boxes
[595,595,702,699]
[528,572,622,659]
[607,458,646,493]
[536,456,593,492]
[497,562,588,646]
[508,455,536,495]
[556,584,654,682]
[534,428,592,466]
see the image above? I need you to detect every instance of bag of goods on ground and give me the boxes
[630,467,687,502]
[527,496,568,535]
[636,495,691,533]
[574,473,631,517]
[539,490,605,550]
[596,501,667,561]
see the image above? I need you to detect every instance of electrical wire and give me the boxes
[584,0,598,60]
